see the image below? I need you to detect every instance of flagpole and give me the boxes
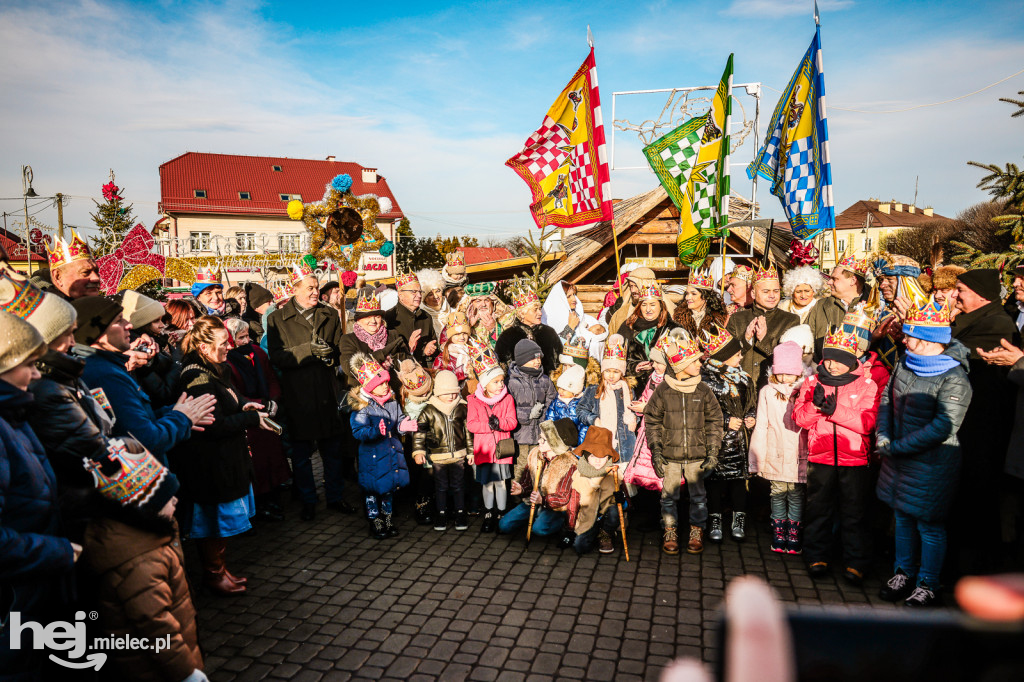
[589,24,624,292]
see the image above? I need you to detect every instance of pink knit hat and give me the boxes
[771,341,804,376]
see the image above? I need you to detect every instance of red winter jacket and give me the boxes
[793,363,882,467]
[467,385,518,465]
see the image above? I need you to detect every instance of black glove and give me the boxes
[652,455,665,479]
[876,440,892,457]
[820,393,837,416]
[310,338,333,361]
[812,383,825,407]
[700,454,719,476]
[613,490,626,504]
[488,414,501,431]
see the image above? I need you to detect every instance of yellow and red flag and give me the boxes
[506,48,613,230]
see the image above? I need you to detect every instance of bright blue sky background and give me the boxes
[1,0,1022,241]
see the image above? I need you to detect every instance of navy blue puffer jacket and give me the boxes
[875,340,972,522]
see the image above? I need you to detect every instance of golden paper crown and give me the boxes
[290,260,314,285]
[903,297,952,328]
[837,247,871,277]
[471,349,500,375]
[512,288,540,309]
[84,439,170,507]
[729,264,754,284]
[396,272,420,290]
[687,268,715,290]
[754,262,779,284]
[445,250,465,267]
[656,332,701,371]
[562,337,589,360]
[195,266,221,285]
[823,326,861,356]
[354,356,386,387]
[699,324,734,357]
[443,311,471,338]
[399,363,430,392]
[0,264,45,319]
[603,334,627,362]
[355,290,381,313]
[46,230,92,269]
[637,282,663,300]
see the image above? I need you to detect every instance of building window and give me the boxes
[190,232,211,251]
[864,236,873,251]
[278,234,301,253]
[823,240,831,253]
[279,193,301,202]
[236,233,256,252]
[193,190,207,198]
[272,165,282,172]
[838,239,846,252]
[239,191,251,200]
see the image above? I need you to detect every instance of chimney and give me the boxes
[894,202,903,212]
[878,202,890,214]
[923,207,933,217]
[362,168,378,184]
[908,204,916,213]
[325,155,336,162]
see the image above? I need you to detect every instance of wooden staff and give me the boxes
[526,455,542,542]
[610,466,630,562]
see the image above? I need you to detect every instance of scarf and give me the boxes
[691,307,706,327]
[816,363,859,386]
[520,365,543,377]
[474,383,508,406]
[421,299,450,337]
[361,388,394,406]
[771,380,801,400]
[664,374,702,394]
[227,343,269,399]
[600,381,636,447]
[428,395,464,416]
[354,321,388,351]
[577,455,613,479]
[904,351,961,377]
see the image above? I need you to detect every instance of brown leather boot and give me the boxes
[662,526,680,555]
[687,525,704,555]
[198,538,246,596]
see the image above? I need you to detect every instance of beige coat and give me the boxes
[748,381,807,484]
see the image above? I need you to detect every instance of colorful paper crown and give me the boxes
[195,266,221,285]
[837,248,871,277]
[754,262,780,283]
[823,327,861,357]
[729,265,754,284]
[354,355,386,387]
[290,260,314,285]
[83,439,170,507]
[903,297,952,328]
[841,304,875,347]
[687,268,715,291]
[46,230,92,269]
[0,264,44,319]
[603,335,627,363]
[512,288,540,309]
[638,282,663,300]
[399,363,430,392]
[396,271,420,290]
[471,349,500,375]
[445,250,465,268]
[699,324,734,357]
[355,290,381,314]
[562,337,589,361]
[656,332,701,371]
[271,283,292,303]
[443,311,471,338]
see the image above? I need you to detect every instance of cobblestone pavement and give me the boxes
[190,492,897,682]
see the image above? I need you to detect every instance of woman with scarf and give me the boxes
[617,282,679,396]
[698,325,757,543]
[496,289,563,374]
[417,268,451,339]
[338,289,410,394]
[542,281,607,361]
[673,268,729,339]
[780,266,829,324]
[224,318,291,523]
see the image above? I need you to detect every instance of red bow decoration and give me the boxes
[787,239,819,267]
[96,224,166,294]
[101,182,123,203]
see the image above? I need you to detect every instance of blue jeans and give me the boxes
[894,509,947,587]
[365,493,394,520]
[290,435,344,505]
[770,481,806,522]
[575,507,623,555]
[497,502,566,536]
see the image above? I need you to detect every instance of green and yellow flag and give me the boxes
[643,54,733,266]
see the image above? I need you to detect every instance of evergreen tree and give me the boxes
[89,177,138,257]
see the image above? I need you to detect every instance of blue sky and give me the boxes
[1,0,1022,243]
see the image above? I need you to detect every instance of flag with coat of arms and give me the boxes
[643,54,733,267]
[506,48,613,231]
[746,22,834,240]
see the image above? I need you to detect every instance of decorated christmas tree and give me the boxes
[89,174,139,258]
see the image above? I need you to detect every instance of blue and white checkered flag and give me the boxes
[746,25,834,240]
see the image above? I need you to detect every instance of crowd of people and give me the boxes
[3,235,1024,680]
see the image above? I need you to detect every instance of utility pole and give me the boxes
[21,166,37,276]
[913,176,919,207]
[56,193,65,240]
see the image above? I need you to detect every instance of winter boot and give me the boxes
[454,510,469,531]
[598,529,615,554]
[481,506,496,533]
[731,512,747,541]
[770,519,787,553]
[686,525,705,554]
[662,526,680,555]
[414,498,433,526]
[493,509,506,533]
[434,510,448,531]
[370,517,387,540]
[708,513,724,543]
[383,513,399,538]
[786,520,803,555]
[198,539,246,596]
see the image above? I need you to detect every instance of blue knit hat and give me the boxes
[902,298,952,344]
[190,281,222,299]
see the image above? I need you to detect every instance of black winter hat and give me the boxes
[957,268,1001,302]
[246,282,273,310]
[514,338,543,366]
[541,418,579,456]
[822,346,858,372]
[71,296,124,346]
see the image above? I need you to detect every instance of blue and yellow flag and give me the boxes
[644,54,733,266]
[746,26,834,240]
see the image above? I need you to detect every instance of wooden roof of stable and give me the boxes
[547,186,789,284]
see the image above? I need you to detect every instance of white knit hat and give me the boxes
[433,370,460,396]
[0,265,77,344]
[556,364,585,395]
[779,324,814,355]
[122,290,165,330]
[0,310,46,374]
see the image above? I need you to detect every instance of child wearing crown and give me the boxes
[544,363,589,446]
[347,353,416,539]
[432,311,474,385]
[644,332,724,555]
[875,299,972,607]
[467,351,518,532]
[397,359,436,526]
[507,339,557,481]
[793,324,882,585]
[578,334,637,474]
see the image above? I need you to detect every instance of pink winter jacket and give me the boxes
[792,364,881,467]
[748,381,807,484]
[625,373,664,491]
[467,385,518,465]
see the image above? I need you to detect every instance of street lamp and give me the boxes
[21,166,37,276]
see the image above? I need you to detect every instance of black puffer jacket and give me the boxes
[700,360,756,480]
[411,399,473,464]
[169,354,257,505]
[644,376,724,467]
[495,321,563,374]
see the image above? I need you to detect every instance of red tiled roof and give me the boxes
[0,227,46,262]
[458,247,513,265]
[158,152,404,220]
[835,200,948,230]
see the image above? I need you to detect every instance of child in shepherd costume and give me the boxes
[570,426,627,555]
